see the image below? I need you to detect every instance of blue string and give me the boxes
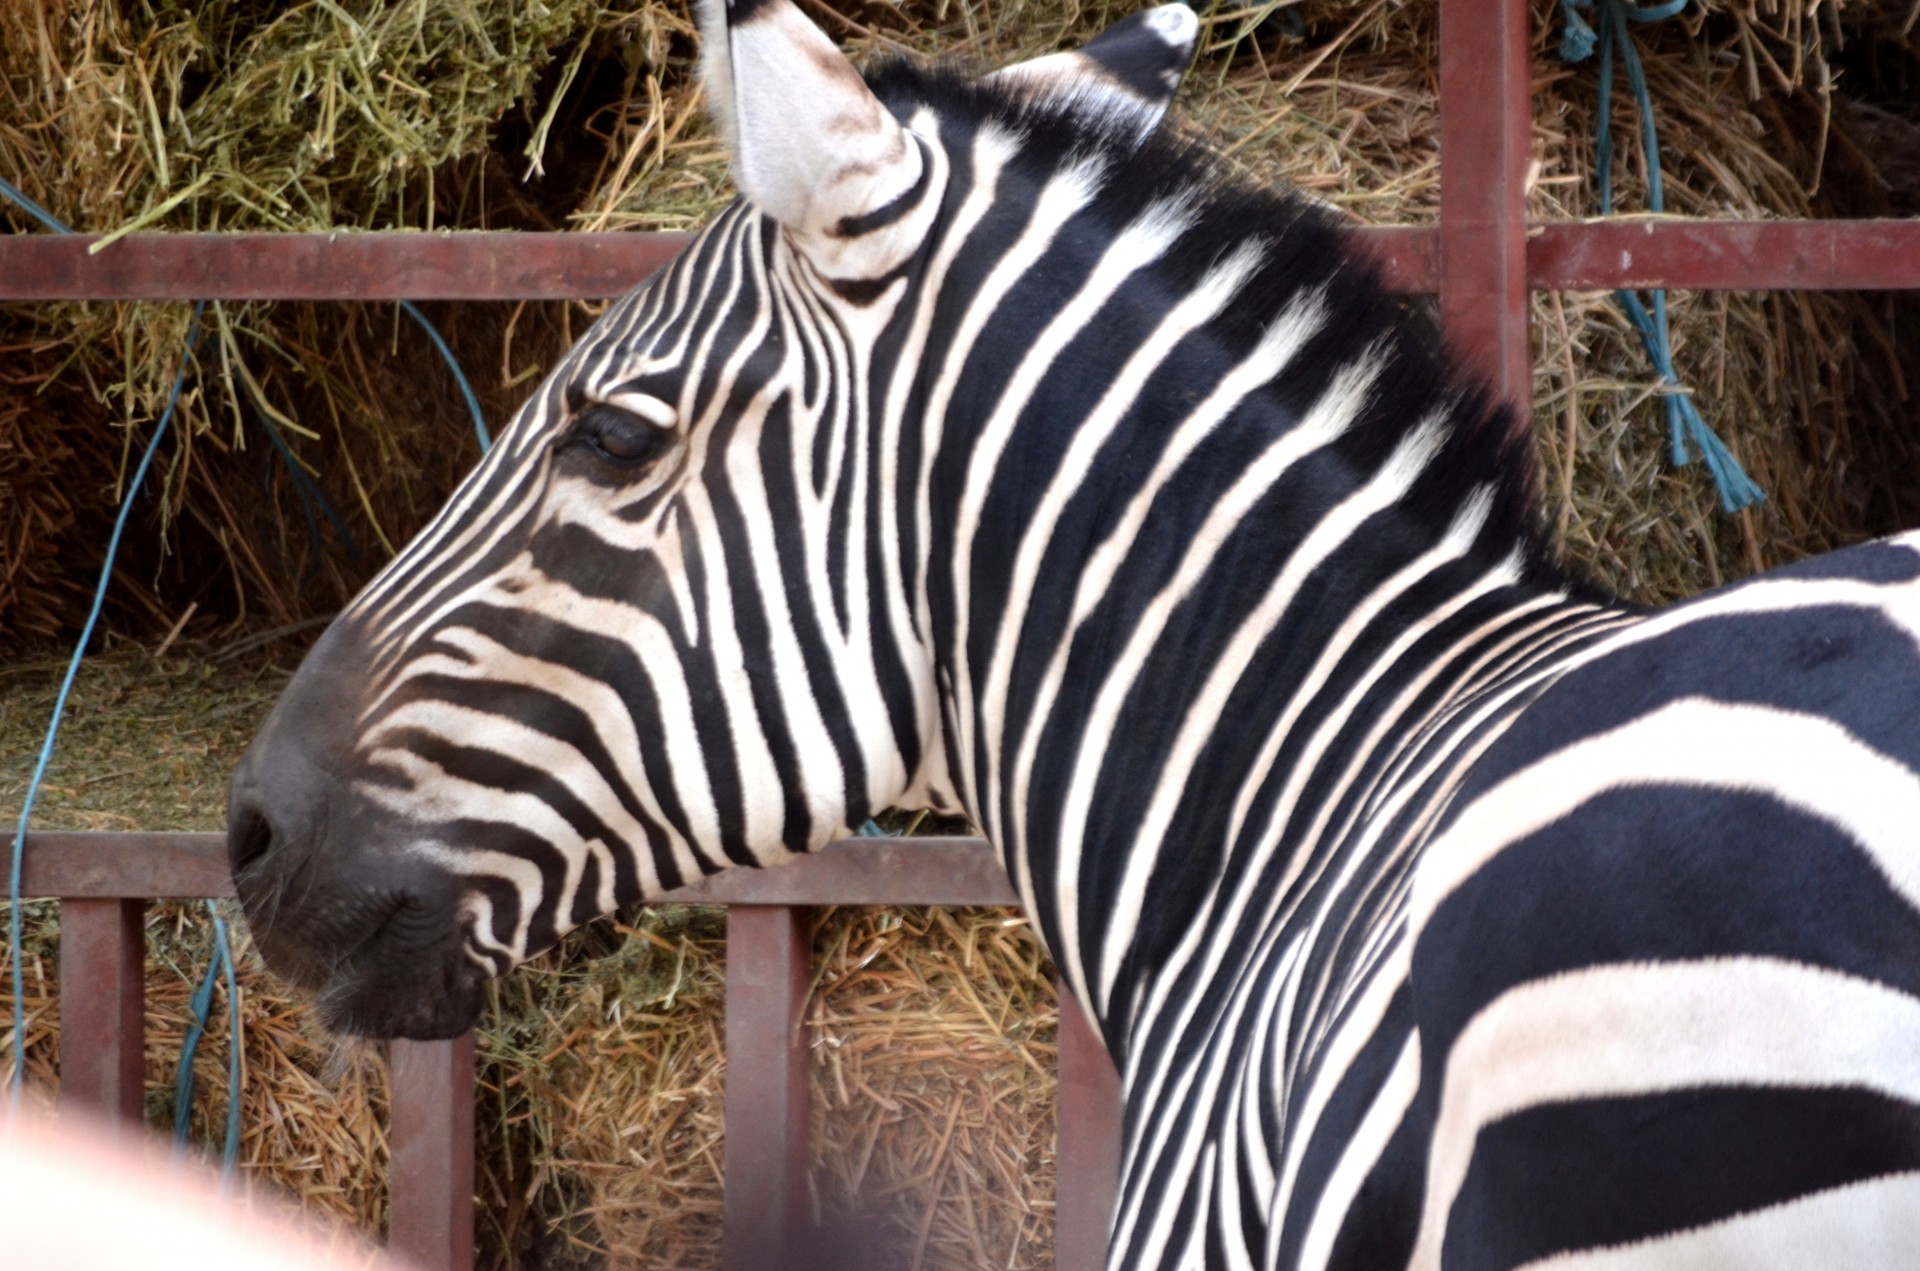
[8,302,208,1113]
[1560,0,1765,513]
[173,904,222,1144]
[2,178,248,1171]
[0,174,69,235]
[249,404,361,567]
[218,905,241,1179]
[2,155,487,1167]
[172,900,242,1184]
[399,300,492,453]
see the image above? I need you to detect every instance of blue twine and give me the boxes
[399,300,492,453]
[249,403,361,567]
[173,912,222,1146]
[0,174,69,235]
[855,819,892,837]
[172,900,243,1184]
[1560,0,1765,512]
[3,176,248,1172]
[7,302,210,1113]
[1,163,488,1167]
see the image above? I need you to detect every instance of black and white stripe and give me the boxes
[232,3,1920,1265]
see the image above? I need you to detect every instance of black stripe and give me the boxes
[1447,1086,1920,1270]
[826,256,913,306]
[831,136,933,239]
[726,0,775,25]
[1418,788,1920,1060]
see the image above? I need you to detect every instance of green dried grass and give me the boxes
[0,0,628,640]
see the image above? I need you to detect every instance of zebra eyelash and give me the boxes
[565,392,680,467]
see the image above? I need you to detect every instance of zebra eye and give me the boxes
[574,401,672,466]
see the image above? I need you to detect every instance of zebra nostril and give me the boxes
[227,802,275,877]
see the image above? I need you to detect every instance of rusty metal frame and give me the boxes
[1438,0,1535,408]
[6,220,1920,304]
[9,832,1106,1271]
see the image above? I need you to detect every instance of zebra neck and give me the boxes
[906,307,1635,1029]
[987,555,1627,1052]
[885,136,1631,1026]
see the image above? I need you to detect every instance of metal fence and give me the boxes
[8,831,1122,1271]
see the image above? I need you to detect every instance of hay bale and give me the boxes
[3,0,1914,635]
[807,906,1057,1270]
[0,0,622,639]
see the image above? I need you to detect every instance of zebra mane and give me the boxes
[864,54,1569,590]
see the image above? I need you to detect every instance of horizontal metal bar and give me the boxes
[0,228,1434,298]
[1349,226,1435,292]
[0,231,690,301]
[14,832,236,899]
[2,221,1916,301]
[1528,218,1920,291]
[7,831,1016,905]
[662,837,1017,906]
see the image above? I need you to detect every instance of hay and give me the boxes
[4,1,1919,1267]
[0,0,625,640]
[807,907,1057,1270]
[3,1,1915,636]
[475,905,730,1268]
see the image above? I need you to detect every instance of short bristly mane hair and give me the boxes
[860,54,1575,594]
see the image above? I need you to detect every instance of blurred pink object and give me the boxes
[0,1112,411,1270]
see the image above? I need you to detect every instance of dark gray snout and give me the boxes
[227,620,486,1039]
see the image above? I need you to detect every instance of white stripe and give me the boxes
[1409,959,1920,1271]
[1005,284,1330,998]
[1271,944,1411,1235]
[1293,1033,1420,1271]
[908,142,1104,792]
[1093,412,1446,1004]
[1514,1171,1920,1270]
[1052,350,1389,1015]
[1119,582,1570,1120]
[980,237,1267,918]
[944,171,1167,806]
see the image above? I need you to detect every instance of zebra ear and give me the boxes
[697,0,925,250]
[987,5,1198,139]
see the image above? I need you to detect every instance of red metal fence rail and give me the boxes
[4,0,1917,1265]
[5,219,1920,303]
[9,832,1117,1271]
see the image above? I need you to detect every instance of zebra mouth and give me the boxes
[251,881,488,1039]
[311,935,489,1040]
[227,807,490,1038]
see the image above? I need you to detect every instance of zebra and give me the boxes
[226,1,1920,1266]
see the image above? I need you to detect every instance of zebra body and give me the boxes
[227,3,1920,1266]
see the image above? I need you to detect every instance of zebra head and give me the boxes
[226,1,1201,1038]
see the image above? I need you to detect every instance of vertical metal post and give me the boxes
[1055,984,1123,1271]
[389,1032,476,1271]
[57,898,146,1124]
[1438,0,1535,413]
[723,905,814,1271]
